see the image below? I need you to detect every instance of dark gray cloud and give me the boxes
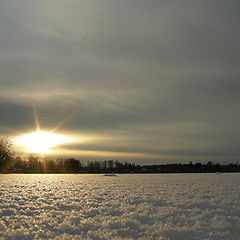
[0,0,240,163]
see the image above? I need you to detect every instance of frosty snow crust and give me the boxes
[0,174,239,239]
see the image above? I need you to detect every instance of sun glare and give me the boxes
[14,130,72,154]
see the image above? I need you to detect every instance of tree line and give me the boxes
[1,155,240,174]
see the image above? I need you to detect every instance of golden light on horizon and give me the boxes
[14,130,73,154]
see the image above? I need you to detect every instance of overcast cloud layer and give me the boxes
[0,0,240,163]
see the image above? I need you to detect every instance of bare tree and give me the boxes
[0,137,14,159]
[0,137,14,172]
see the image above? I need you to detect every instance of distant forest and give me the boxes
[0,155,240,173]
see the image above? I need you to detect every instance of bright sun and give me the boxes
[14,130,72,154]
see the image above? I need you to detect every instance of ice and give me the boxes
[0,173,239,239]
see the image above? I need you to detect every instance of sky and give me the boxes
[0,0,240,164]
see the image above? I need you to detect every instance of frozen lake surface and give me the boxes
[0,173,239,240]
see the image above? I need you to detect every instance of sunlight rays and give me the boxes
[33,106,41,131]
[14,130,73,154]
[13,106,76,155]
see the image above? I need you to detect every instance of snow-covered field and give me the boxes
[0,173,239,240]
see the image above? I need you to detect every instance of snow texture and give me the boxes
[0,173,240,239]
